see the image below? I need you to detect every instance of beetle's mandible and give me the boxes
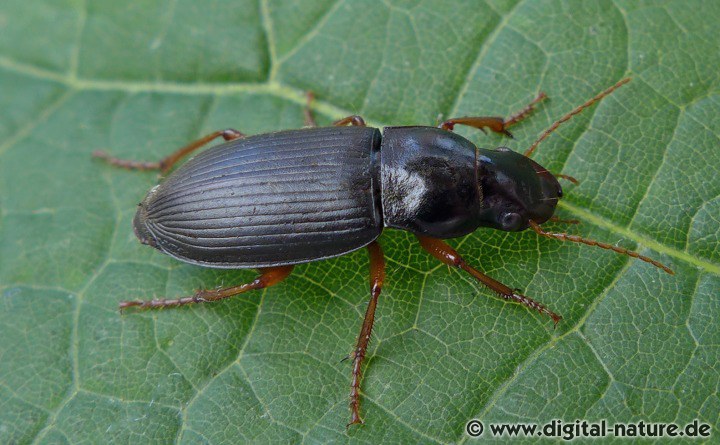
[94,78,673,426]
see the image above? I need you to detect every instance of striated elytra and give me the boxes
[133,126,383,268]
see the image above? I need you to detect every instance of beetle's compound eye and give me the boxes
[500,212,523,231]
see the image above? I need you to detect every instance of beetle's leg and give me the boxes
[118,265,293,310]
[440,92,547,138]
[348,241,385,427]
[415,235,561,325]
[93,128,245,173]
[304,91,318,127]
[303,92,366,128]
[333,115,366,127]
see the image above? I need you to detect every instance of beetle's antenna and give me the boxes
[549,216,580,225]
[555,173,579,185]
[528,221,674,275]
[524,78,631,157]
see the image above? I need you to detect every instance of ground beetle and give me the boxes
[94,78,673,426]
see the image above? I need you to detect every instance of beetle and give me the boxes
[94,78,673,426]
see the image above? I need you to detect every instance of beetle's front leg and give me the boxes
[347,241,385,426]
[415,235,561,325]
[119,266,293,310]
[93,128,245,173]
[440,92,547,138]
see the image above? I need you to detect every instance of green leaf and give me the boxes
[1,0,718,443]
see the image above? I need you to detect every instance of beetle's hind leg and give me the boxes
[415,235,561,325]
[93,128,245,173]
[333,115,366,127]
[347,241,385,426]
[119,266,293,310]
[440,92,547,138]
[304,91,366,128]
[304,92,318,127]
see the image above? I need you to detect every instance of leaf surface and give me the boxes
[0,0,718,443]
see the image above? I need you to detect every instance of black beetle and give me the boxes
[94,78,673,426]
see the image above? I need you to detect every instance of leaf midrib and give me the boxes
[0,55,717,277]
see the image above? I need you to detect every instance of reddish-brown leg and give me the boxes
[439,92,547,138]
[333,115,366,127]
[415,235,561,324]
[304,92,318,127]
[348,241,385,427]
[303,92,366,128]
[93,128,245,173]
[119,265,294,310]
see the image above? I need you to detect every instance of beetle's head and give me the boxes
[476,147,562,231]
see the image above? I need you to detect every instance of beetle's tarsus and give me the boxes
[347,242,385,428]
[441,92,547,137]
[504,92,548,129]
[347,414,364,428]
[416,235,562,325]
[498,290,561,325]
[93,150,163,171]
[116,266,294,310]
[93,128,245,174]
[553,315,562,329]
[119,300,140,309]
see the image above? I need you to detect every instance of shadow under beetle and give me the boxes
[94,78,673,426]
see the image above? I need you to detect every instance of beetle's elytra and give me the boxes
[94,78,673,426]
